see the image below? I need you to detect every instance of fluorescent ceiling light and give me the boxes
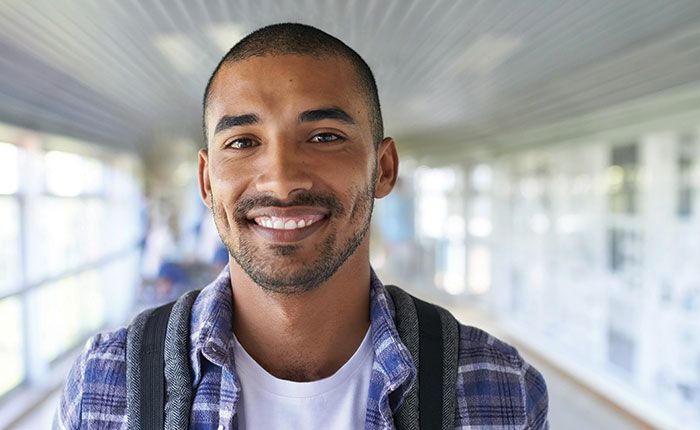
[153,33,200,75]
[207,23,247,53]
[457,34,523,74]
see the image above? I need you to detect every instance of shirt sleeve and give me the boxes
[52,344,89,430]
[523,362,549,429]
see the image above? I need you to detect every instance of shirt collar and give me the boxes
[187,264,417,412]
[368,268,417,415]
[189,264,236,384]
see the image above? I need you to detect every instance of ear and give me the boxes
[374,137,399,198]
[198,148,213,208]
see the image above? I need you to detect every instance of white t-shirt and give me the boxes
[233,328,375,430]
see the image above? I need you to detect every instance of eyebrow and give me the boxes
[213,107,356,136]
[298,107,356,125]
[213,114,259,136]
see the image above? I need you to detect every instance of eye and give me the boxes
[310,133,343,144]
[226,137,257,150]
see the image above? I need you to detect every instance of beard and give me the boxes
[211,175,376,295]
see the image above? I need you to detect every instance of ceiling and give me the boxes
[3,0,700,158]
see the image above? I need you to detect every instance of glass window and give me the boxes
[678,135,697,218]
[467,245,491,293]
[607,228,642,273]
[29,198,84,279]
[27,270,108,365]
[83,199,106,262]
[29,277,82,362]
[100,252,140,326]
[607,326,636,374]
[0,198,21,292]
[0,124,145,408]
[80,269,105,332]
[81,157,105,195]
[608,144,639,214]
[415,167,457,240]
[104,200,140,253]
[44,151,88,196]
[0,297,24,396]
[0,143,19,194]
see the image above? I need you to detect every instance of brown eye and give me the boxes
[310,133,342,143]
[227,138,256,149]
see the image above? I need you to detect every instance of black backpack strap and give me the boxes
[126,290,200,430]
[126,301,174,430]
[164,290,201,430]
[386,285,460,430]
[414,296,444,430]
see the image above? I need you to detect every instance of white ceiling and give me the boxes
[2,0,700,156]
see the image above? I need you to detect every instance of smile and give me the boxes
[253,214,324,230]
[246,208,329,243]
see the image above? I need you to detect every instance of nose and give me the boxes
[254,138,313,199]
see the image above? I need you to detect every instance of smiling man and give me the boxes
[55,23,548,430]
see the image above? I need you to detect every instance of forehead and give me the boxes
[206,54,367,129]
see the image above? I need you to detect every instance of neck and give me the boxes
[230,242,371,382]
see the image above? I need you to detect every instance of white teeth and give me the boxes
[257,216,320,230]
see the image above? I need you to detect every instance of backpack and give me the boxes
[125,285,460,430]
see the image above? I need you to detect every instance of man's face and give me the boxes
[199,54,396,294]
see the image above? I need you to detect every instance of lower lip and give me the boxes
[249,218,327,243]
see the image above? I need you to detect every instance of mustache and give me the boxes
[233,191,346,219]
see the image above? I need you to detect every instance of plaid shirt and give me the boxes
[54,267,548,429]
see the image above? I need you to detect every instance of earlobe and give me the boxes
[198,149,213,208]
[374,137,399,199]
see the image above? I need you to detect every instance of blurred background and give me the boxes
[1,0,700,428]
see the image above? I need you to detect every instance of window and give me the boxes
[678,135,697,218]
[0,126,143,399]
[0,297,23,396]
[608,143,639,215]
[0,198,21,293]
[0,142,19,194]
[492,133,700,428]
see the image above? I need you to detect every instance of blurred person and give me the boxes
[140,209,178,281]
[54,23,548,429]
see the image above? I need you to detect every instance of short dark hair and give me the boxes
[202,23,383,148]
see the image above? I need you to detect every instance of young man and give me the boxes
[55,23,548,429]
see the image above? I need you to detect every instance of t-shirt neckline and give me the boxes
[232,325,374,399]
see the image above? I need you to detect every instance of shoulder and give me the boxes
[66,327,129,386]
[53,328,128,430]
[457,323,520,366]
[454,324,549,429]
[85,327,128,357]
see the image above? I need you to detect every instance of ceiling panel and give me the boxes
[2,0,700,155]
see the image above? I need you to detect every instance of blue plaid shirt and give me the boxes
[54,267,548,429]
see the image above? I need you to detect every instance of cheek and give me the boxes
[210,161,250,202]
[346,182,375,221]
[209,183,240,229]
[211,196,230,232]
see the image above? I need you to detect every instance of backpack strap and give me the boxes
[126,290,200,430]
[163,290,201,430]
[386,285,460,430]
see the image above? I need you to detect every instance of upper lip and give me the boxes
[245,206,330,220]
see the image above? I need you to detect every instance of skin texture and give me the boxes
[198,54,399,381]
